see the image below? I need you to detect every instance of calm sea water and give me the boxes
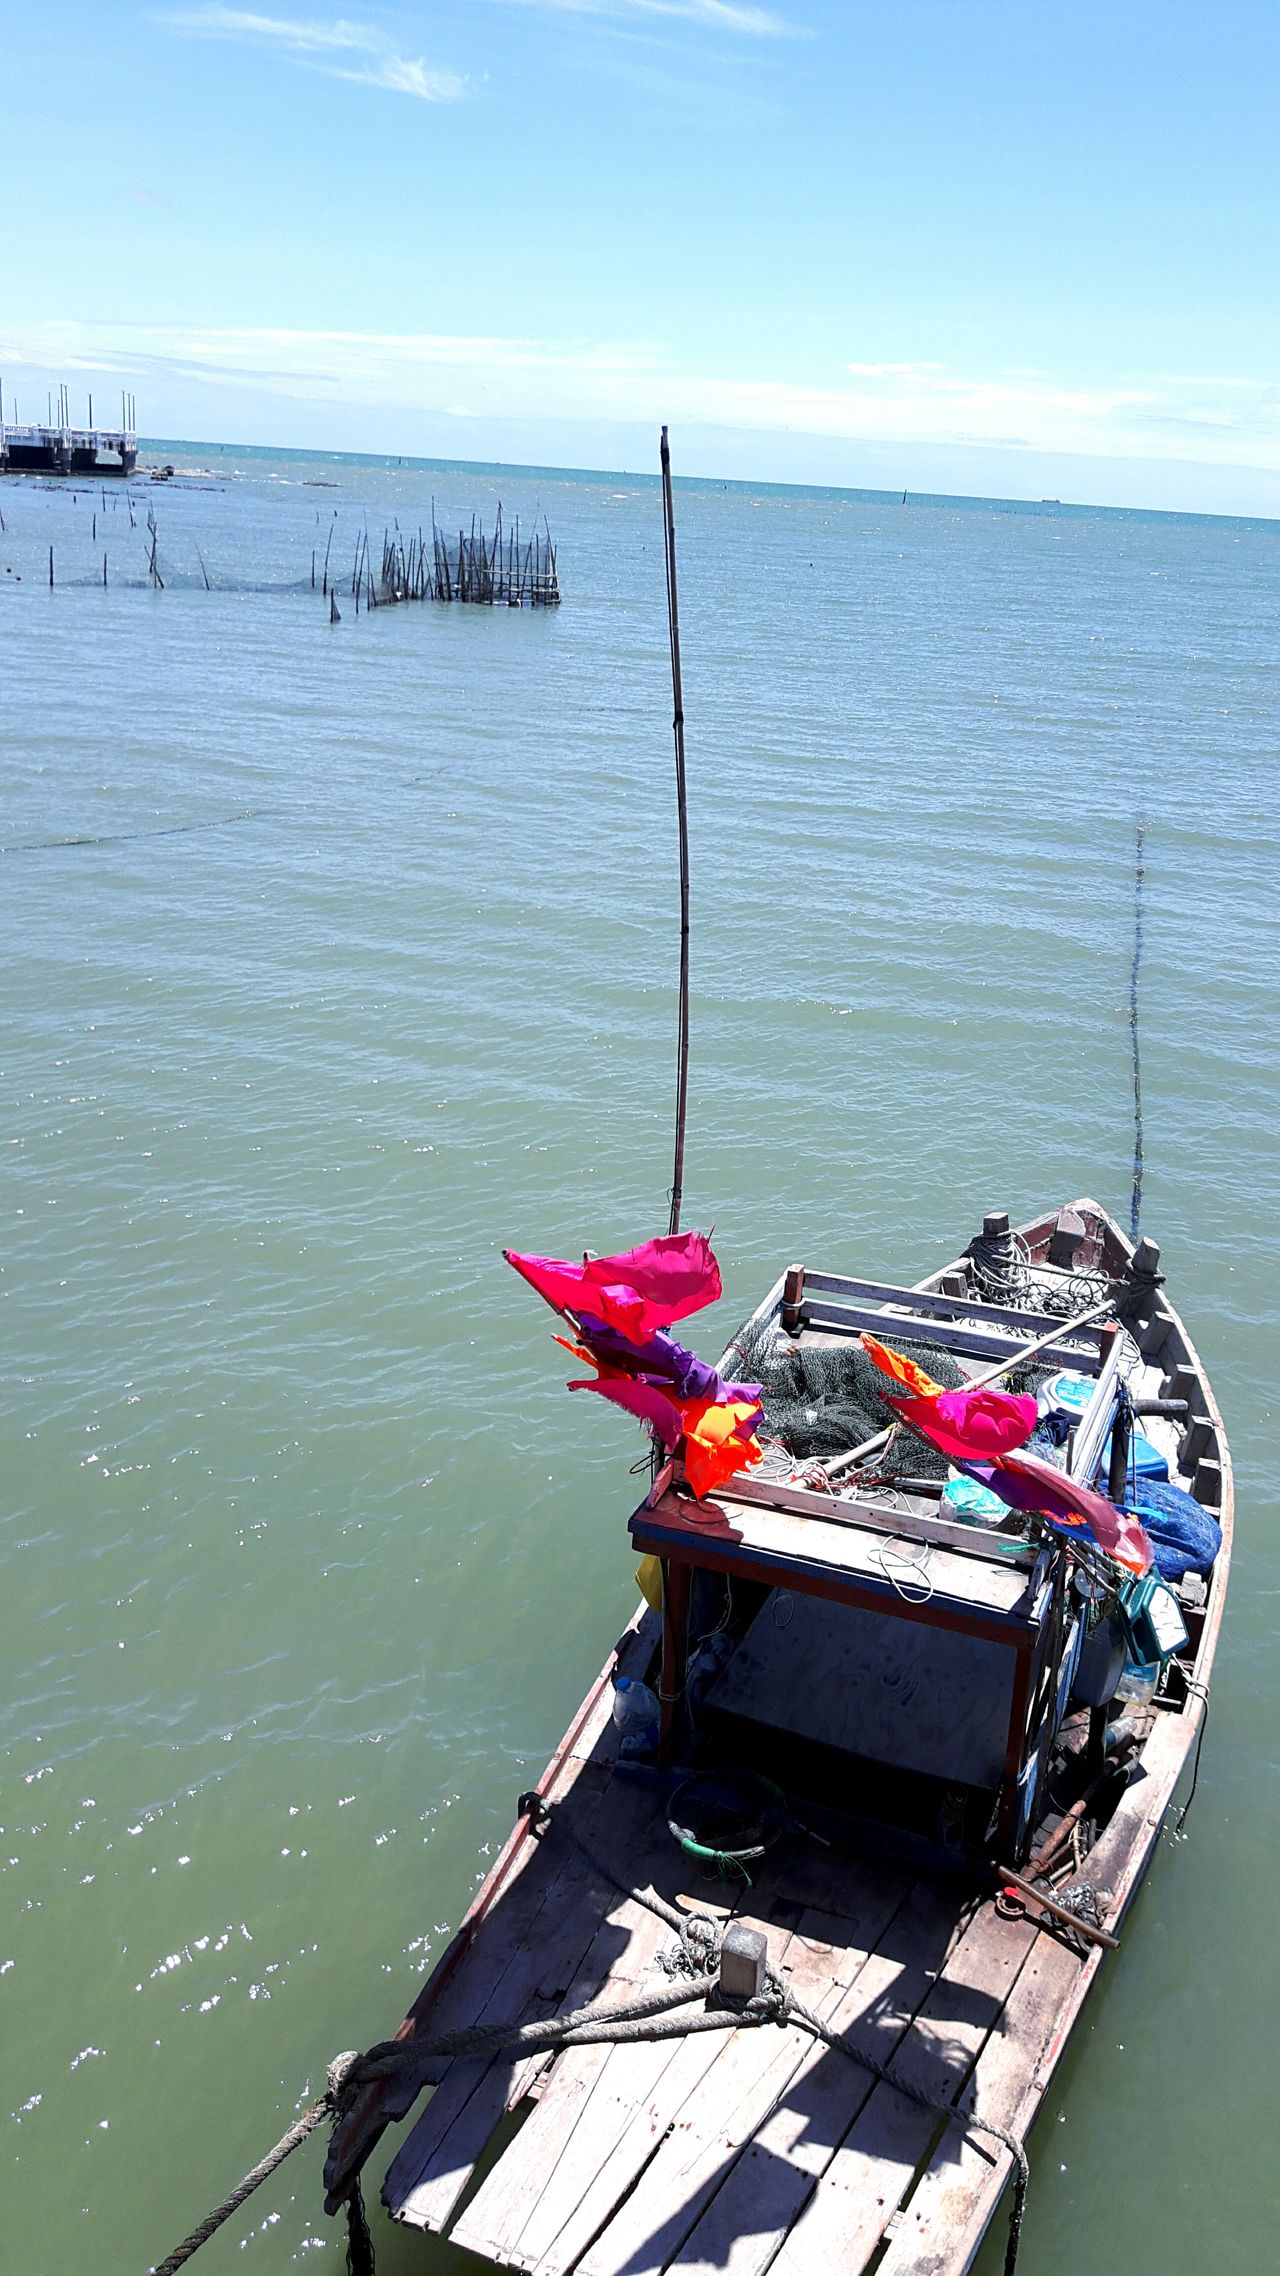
[2,444,1277,2273]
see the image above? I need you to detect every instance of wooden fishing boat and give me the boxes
[324,1196,1229,2276]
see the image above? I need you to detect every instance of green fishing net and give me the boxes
[730,1309,1060,1482]
[737,1329,968,1480]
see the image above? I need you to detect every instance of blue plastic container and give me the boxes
[1103,1427,1169,1483]
[1039,1370,1094,1422]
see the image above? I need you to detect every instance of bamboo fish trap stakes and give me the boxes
[342,506,560,611]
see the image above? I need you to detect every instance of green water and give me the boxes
[2,449,1277,2272]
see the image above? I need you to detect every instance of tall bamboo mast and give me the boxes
[660,426,690,1239]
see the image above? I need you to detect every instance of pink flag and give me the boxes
[888,1386,1039,1461]
[505,1231,722,1342]
[962,1453,1153,1575]
[997,1450,1154,1576]
[568,1375,685,1449]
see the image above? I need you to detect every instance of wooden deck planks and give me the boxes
[390,1724,1182,2274]
[511,1852,919,2276]
[552,1850,922,2276]
[449,1877,685,2261]
[385,1776,656,2229]
[570,1917,852,2276]
[872,1930,1086,2276]
[522,2000,731,2276]
[440,1827,912,2272]
[760,1841,912,1928]
[765,1904,1038,2276]
[663,1877,966,2276]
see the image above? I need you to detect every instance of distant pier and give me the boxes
[0,382,137,476]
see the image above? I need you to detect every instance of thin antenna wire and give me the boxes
[1129,817,1147,1239]
[660,425,690,1238]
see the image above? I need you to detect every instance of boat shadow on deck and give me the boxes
[379,1664,1030,2276]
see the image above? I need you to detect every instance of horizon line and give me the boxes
[133,430,1280,529]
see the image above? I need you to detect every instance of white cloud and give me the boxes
[837,360,1160,444]
[158,10,466,100]
[484,0,790,35]
[7,319,1279,474]
[847,362,946,379]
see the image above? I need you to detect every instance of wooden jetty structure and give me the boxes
[323,1196,1229,2276]
[0,382,137,476]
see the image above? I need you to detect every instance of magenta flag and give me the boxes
[504,1230,722,1342]
[569,1375,685,1449]
[889,1387,1038,1461]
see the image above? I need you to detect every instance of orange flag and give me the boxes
[860,1331,944,1400]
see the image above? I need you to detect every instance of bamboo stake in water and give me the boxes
[660,425,691,1239]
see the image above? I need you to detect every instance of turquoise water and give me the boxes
[2,446,1277,2273]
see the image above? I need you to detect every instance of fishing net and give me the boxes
[734,1321,1060,1482]
[737,1328,969,1480]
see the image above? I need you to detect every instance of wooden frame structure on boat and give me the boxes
[635,1231,1130,1862]
[636,1494,1060,1862]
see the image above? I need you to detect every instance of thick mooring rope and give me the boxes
[149,1979,746,2275]
[150,2052,362,2275]
[150,1797,1034,2276]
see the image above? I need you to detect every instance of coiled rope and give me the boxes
[149,1794,1033,2276]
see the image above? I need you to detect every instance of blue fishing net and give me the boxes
[1125,1477,1222,1581]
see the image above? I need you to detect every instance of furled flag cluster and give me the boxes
[861,1332,1153,1575]
[505,1231,765,1498]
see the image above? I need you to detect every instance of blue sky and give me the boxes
[3,1,1278,510]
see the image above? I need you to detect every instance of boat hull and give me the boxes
[326,1198,1230,2276]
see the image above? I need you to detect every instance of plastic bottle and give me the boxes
[685,1631,734,1726]
[1113,1658,1160,1707]
[611,1675,660,1758]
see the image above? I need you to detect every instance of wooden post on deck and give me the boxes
[781,1265,806,1336]
[657,1557,692,1760]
